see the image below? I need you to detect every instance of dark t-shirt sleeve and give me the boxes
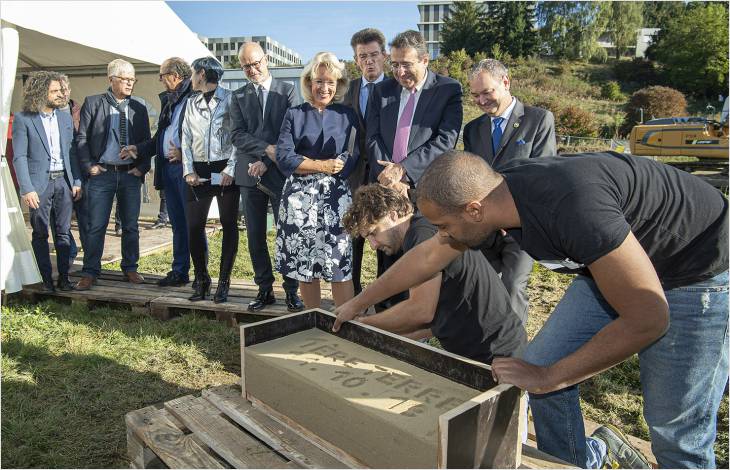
[402,222,437,252]
[553,184,631,266]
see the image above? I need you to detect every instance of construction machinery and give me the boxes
[629,99,729,190]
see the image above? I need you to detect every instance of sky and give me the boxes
[167,1,421,61]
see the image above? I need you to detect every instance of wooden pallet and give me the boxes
[126,384,575,469]
[17,270,333,326]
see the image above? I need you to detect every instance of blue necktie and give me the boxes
[491,117,504,156]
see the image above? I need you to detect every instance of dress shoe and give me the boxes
[248,288,275,311]
[213,278,230,304]
[150,220,168,229]
[57,275,74,291]
[157,271,189,287]
[285,292,305,312]
[189,273,212,301]
[75,276,95,291]
[125,271,145,284]
[41,278,56,293]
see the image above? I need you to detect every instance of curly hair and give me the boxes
[22,71,63,113]
[342,184,413,237]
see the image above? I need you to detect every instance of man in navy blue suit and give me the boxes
[12,71,82,292]
[366,29,462,309]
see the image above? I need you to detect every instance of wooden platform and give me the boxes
[18,270,333,326]
[126,384,575,469]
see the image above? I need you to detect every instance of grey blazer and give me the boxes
[12,111,81,195]
[366,70,463,185]
[463,98,556,169]
[230,78,297,189]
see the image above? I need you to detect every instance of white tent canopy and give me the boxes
[2,1,211,69]
[1,0,212,113]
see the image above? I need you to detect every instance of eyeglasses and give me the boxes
[389,61,417,72]
[113,76,137,84]
[242,57,265,70]
[159,72,174,79]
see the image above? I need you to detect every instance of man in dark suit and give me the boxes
[75,59,152,290]
[341,27,387,295]
[134,57,194,287]
[13,71,82,292]
[366,29,462,309]
[367,29,462,192]
[231,42,304,312]
[463,58,556,325]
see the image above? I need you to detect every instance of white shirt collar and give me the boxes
[361,73,384,88]
[494,96,516,123]
[256,74,273,92]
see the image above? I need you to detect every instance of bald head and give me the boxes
[416,150,503,212]
[239,42,269,83]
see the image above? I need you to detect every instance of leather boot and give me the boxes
[213,277,230,304]
[188,272,211,301]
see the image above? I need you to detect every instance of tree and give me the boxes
[648,2,729,97]
[484,1,539,59]
[642,1,686,29]
[440,1,486,57]
[619,86,688,136]
[608,1,643,59]
[537,1,610,60]
[226,55,240,69]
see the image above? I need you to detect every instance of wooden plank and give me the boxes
[125,405,224,469]
[249,395,367,469]
[165,395,290,469]
[438,384,521,468]
[520,444,577,469]
[203,385,347,469]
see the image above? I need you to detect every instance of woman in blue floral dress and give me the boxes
[275,51,358,308]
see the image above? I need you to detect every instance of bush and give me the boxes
[590,47,609,64]
[619,85,688,136]
[557,106,599,137]
[613,58,660,88]
[530,96,564,117]
[601,81,623,101]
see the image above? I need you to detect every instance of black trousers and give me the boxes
[186,184,240,280]
[241,185,298,294]
[30,176,73,280]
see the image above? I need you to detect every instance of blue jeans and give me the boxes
[162,161,189,278]
[523,272,729,468]
[81,170,142,278]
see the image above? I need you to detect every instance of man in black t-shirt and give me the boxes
[334,150,729,469]
[340,184,526,364]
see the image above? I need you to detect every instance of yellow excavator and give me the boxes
[629,99,729,189]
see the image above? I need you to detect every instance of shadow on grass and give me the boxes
[1,300,241,468]
[1,338,196,468]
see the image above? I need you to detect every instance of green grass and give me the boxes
[4,232,728,468]
[1,299,240,468]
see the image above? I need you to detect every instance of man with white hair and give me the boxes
[463,59,556,326]
[75,59,152,290]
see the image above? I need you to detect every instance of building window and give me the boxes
[425,4,430,22]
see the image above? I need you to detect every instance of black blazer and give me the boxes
[76,93,152,175]
[341,77,370,191]
[463,98,556,170]
[230,78,297,189]
[137,90,191,190]
[366,70,462,184]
